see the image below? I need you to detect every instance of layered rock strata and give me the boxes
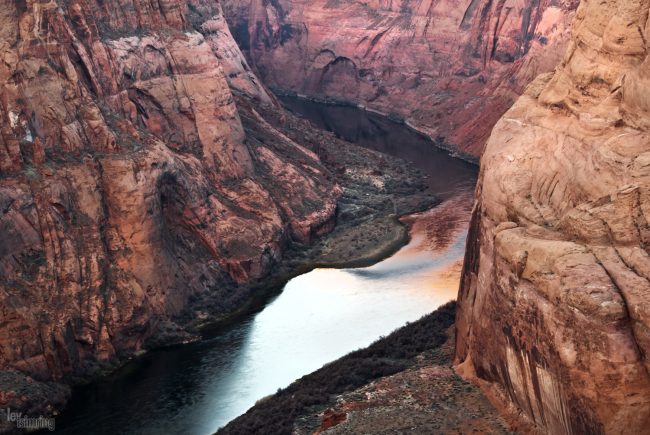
[0,0,338,399]
[222,0,579,156]
[456,0,650,433]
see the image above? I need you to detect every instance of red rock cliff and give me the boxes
[0,0,338,385]
[222,0,578,156]
[456,0,650,432]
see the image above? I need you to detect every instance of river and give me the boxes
[54,98,478,434]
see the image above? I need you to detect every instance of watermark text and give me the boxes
[2,408,55,431]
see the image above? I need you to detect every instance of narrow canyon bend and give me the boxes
[222,0,579,156]
[0,0,649,433]
[53,100,477,434]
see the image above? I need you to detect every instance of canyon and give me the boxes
[222,0,650,433]
[0,0,445,426]
[53,95,469,435]
[222,0,579,156]
[0,0,342,420]
[1,0,649,433]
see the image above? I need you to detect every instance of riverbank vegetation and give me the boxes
[219,302,457,435]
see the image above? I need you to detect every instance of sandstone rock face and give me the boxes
[0,0,338,385]
[456,0,650,432]
[222,0,578,156]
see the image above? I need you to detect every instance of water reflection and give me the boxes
[54,99,477,435]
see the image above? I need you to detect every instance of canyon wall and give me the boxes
[0,0,338,390]
[222,0,578,156]
[456,0,650,433]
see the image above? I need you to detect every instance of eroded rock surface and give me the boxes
[296,325,509,435]
[223,0,578,156]
[0,0,339,405]
[456,0,650,433]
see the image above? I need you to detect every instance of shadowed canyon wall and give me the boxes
[456,0,650,432]
[222,0,579,156]
[0,0,339,389]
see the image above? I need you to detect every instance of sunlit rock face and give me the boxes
[456,0,650,432]
[222,0,578,156]
[0,0,338,384]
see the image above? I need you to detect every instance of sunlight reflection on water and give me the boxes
[55,98,477,435]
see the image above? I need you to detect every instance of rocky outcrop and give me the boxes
[190,0,275,104]
[456,0,650,433]
[222,0,578,156]
[0,0,338,396]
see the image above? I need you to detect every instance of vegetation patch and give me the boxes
[219,302,457,435]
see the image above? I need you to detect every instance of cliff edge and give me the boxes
[0,0,339,414]
[456,0,650,433]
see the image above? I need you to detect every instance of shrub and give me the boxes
[218,302,456,435]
